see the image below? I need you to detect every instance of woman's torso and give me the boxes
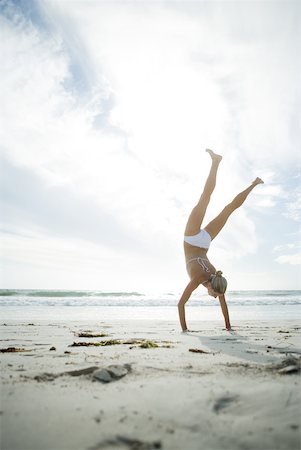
[184,241,216,282]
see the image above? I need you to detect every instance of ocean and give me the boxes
[0,289,300,322]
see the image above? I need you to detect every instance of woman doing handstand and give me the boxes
[178,149,264,332]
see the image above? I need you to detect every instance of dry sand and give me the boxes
[0,319,300,450]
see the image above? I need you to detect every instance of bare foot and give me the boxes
[252,177,264,186]
[206,148,222,163]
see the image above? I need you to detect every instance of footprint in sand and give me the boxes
[213,394,239,414]
[87,435,162,449]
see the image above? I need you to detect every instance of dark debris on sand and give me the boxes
[189,348,210,354]
[267,356,301,374]
[32,364,132,383]
[93,364,132,383]
[225,356,301,375]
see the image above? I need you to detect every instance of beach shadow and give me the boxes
[186,330,285,364]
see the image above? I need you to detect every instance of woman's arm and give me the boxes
[178,278,200,331]
[218,294,231,330]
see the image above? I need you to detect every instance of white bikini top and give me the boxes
[184,229,211,249]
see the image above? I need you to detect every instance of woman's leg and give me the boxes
[184,149,222,236]
[204,177,264,240]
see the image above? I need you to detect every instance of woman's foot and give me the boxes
[252,177,264,186]
[206,148,222,163]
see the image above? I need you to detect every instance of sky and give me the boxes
[0,0,300,292]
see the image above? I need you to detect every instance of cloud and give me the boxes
[0,157,147,252]
[0,156,183,262]
[274,241,301,267]
[1,0,299,290]
[283,187,301,222]
[273,243,297,253]
[275,254,301,266]
[39,0,299,193]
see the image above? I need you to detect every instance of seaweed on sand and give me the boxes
[69,339,174,349]
[139,341,159,348]
[69,339,122,347]
[76,332,110,338]
[0,347,32,353]
[189,348,210,354]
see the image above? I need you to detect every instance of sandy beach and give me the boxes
[0,319,300,450]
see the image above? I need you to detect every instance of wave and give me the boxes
[0,290,144,298]
[226,290,301,297]
[0,294,300,308]
[0,290,300,309]
[1,289,299,297]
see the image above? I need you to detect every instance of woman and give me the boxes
[178,149,264,332]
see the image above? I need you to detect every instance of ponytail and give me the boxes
[210,270,227,294]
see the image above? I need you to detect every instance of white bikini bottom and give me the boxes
[184,229,211,249]
[186,257,210,273]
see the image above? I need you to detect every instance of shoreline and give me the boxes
[1,303,299,322]
[1,319,300,450]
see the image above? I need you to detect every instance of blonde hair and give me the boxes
[210,270,227,294]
